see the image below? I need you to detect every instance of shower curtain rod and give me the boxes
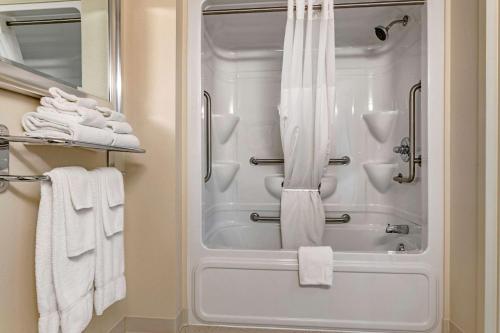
[203,0,425,15]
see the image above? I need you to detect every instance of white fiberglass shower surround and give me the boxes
[187,0,444,332]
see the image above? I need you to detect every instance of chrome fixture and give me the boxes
[204,91,212,183]
[393,137,411,162]
[374,15,409,41]
[250,156,350,166]
[0,125,145,190]
[394,81,422,183]
[385,224,410,234]
[203,1,425,15]
[6,18,81,27]
[250,212,351,224]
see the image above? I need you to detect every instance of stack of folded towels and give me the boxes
[22,87,140,148]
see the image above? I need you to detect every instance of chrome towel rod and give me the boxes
[250,156,350,166]
[6,18,81,26]
[203,0,425,15]
[0,175,50,182]
[250,212,351,224]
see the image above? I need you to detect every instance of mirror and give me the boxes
[0,0,114,101]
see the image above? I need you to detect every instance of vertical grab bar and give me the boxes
[203,91,212,183]
[394,81,422,183]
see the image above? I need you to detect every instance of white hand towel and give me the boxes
[105,121,133,134]
[36,167,96,333]
[22,111,114,146]
[298,246,333,286]
[37,105,106,129]
[63,167,95,257]
[96,106,127,122]
[111,133,140,149]
[91,168,126,315]
[49,87,98,109]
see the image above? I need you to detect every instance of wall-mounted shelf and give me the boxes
[0,124,145,192]
[0,135,146,153]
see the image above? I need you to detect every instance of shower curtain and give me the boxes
[279,0,335,249]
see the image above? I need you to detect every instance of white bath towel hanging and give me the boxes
[35,167,96,333]
[279,0,335,249]
[91,168,126,315]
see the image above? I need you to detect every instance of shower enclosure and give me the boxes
[187,0,444,331]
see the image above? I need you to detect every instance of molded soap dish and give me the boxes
[363,162,398,193]
[213,114,240,144]
[362,111,398,143]
[264,175,337,199]
[213,161,240,192]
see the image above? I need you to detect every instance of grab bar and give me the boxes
[250,212,351,224]
[249,156,351,166]
[204,91,212,183]
[393,82,422,183]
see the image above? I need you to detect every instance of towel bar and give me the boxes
[250,212,351,224]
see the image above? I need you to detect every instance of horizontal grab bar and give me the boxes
[250,213,351,224]
[249,156,350,166]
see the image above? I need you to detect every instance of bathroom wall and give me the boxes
[121,0,183,326]
[444,0,485,332]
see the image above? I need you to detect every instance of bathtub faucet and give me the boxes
[386,224,410,234]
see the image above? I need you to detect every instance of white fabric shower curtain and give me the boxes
[279,0,335,249]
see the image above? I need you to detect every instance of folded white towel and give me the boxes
[22,111,114,146]
[105,121,133,134]
[37,105,106,129]
[298,246,333,286]
[112,133,140,149]
[36,167,96,333]
[91,168,126,315]
[49,87,98,109]
[96,106,126,122]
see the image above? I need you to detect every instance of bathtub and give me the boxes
[204,209,422,252]
[191,207,437,332]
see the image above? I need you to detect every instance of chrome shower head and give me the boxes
[374,15,409,41]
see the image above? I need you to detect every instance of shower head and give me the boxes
[374,15,409,41]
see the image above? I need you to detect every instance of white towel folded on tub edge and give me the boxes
[37,105,106,129]
[22,111,114,146]
[298,246,333,286]
[49,87,97,109]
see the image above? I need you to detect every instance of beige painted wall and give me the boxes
[445,0,485,332]
[121,0,183,321]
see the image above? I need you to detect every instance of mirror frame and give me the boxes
[0,0,121,109]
